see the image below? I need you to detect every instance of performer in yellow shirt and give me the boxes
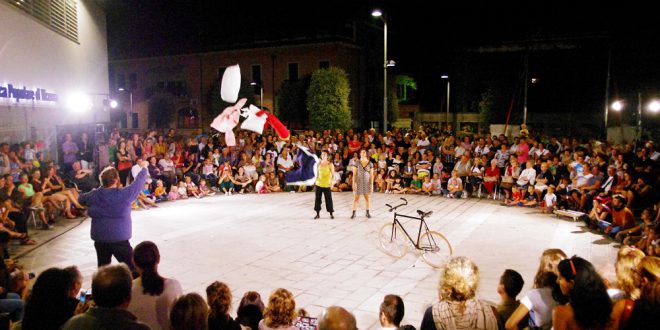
[314,150,335,219]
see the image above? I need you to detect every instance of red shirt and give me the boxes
[611,207,635,229]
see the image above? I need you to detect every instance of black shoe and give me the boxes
[330,212,334,219]
[366,210,371,218]
[350,211,356,219]
[314,213,320,220]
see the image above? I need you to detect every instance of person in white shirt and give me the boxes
[516,160,536,187]
[543,185,557,213]
[128,241,183,330]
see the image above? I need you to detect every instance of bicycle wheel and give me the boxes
[378,222,409,258]
[420,231,453,268]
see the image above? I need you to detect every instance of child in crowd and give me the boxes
[402,161,414,186]
[637,223,660,257]
[391,177,409,194]
[154,179,168,202]
[497,269,525,324]
[138,183,157,208]
[168,184,179,201]
[199,179,215,196]
[266,172,282,192]
[542,185,557,214]
[378,154,388,172]
[505,186,522,206]
[177,181,189,199]
[444,170,463,199]
[375,169,386,193]
[432,172,443,196]
[23,142,36,164]
[385,170,397,194]
[185,176,202,199]
[521,185,538,208]
[422,175,435,196]
[218,169,235,195]
[255,174,269,194]
[409,174,422,194]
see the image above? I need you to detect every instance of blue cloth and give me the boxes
[285,148,317,184]
[80,168,147,242]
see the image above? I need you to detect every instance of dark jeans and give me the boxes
[94,240,135,271]
[314,186,334,213]
[10,211,28,234]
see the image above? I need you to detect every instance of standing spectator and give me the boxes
[259,288,297,330]
[128,241,183,330]
[62,264,150,330]
[420,256,500,330]
[79,160,149,271]
[170,293,209,330]
[78,132,94,170]
[0,143,11,176]
[61,133,79,172]
[116,140,133,186]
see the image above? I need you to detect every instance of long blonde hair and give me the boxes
[533,249,567,288]
[615,246,645,299]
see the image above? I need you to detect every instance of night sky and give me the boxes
[106,0,660,127]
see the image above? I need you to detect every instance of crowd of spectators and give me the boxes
[0,123,658,329]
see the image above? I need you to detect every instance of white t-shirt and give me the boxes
[520,287,558,328]
[128,277,183,330]
[277,155,294,172]
[544,193,557,207]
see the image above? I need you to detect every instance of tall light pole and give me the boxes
[372,9,388,133]
[250,81,264,108]
[441,75,450,129]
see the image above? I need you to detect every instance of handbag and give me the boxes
[117,160,132,171]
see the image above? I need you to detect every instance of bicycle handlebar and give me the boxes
[387,198,409,212]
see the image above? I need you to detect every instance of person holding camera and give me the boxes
[79,160,149,272]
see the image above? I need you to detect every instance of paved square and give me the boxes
[15,192,618,329]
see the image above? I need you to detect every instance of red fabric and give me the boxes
[256,110,290,140]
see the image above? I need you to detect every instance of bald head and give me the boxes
[318,306,357,330]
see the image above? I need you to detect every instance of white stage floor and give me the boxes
[15,192,618,329]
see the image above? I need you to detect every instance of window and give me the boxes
[319,61,330,69]
[117,74,126,90]
[251,65,262,94]
[217,67,226,79]
[288,63,299,81]
[177,108,200,128]
[131,113,139,129]
[129,73,137,91]
[5,0,79,43]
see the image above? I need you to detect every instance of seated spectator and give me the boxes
[516,160,536,188]
[184,176,202,199]
[237,291,265,330]
[552,256,613,330]
[431,172,443,196]
[128,241,183,330]
[542,185,557,214]
[176,181,189,200]
[259,288,297,330]
[70,161,97,193]
[597,194,635,237]
[62,264,150,330]
[626,176,654,213]
[610,246,645,301]
[256,175,269,194]
[611,256,660,329]
[506,249,567,330]
[421,176,434,196]
[206,281,241,330]
[391,177,409,194]
[521,185,538,208]
[375,169,387,193]
[483,159,500,199]
[218,168,235,195]
[497,269,524,325]
[409,174,422,194]
[20,268,74,330]
[0,240,24,323]
[170,293,209,330]
[318,306,357,330]
[420,256,500,330]
[443,170,463,199]
[153,180,168,203]
[63,266,87,317]
[267,172,282,193]
[0,177,34,245]
[615,208,654,244]
[379,294,414,330]
[500,158,520,200]
[232,167,253,194]
[640,223,660,257]
[199,179,215,196]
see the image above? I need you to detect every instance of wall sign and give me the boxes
[0,83,58,103]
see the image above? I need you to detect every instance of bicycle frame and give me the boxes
[389,213,432,250]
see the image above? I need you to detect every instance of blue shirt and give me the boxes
[80,168,147,242]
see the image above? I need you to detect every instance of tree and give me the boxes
[388,81,399,123]
[207,76,256,120]
[307,67,352,131]
[276,75,311,126]
[148,92,175,129]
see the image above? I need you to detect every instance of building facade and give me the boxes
[108,40,366,132]
[0,0,110,158]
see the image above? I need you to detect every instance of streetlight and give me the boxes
[611,100,623,112]
[372,8,389,133]
[441,75,450,129]
[250,81,264,109]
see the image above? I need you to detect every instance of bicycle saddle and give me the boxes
[417,210,433,218]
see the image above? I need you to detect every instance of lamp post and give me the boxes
[372,9,388,133]
[441,75,450,129]
[250,81,264,109]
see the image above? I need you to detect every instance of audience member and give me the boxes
[206,281,241,330]
[318,306,357,330]
[496,269,524,326]
[20,268,74,330]
[170,293,209,330]
[260,288,297,330]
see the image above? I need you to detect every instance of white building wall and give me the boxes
[0,0,109,155]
